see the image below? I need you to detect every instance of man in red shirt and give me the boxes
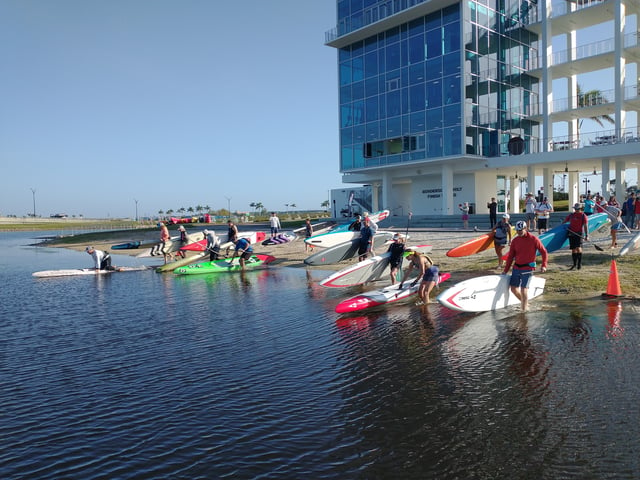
[502,221,548,312]
[564,203,589,270]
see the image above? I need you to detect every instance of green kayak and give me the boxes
[174,254,276,275]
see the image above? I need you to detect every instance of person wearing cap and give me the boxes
[491,213,512,269]
[534,196,554,234]
[226,220,239,256]
[387,233,406,284]
[85,246,115,271]
[564,203,589,270]
[524,192,537,231]
[304,218,314,253]
[348,214,362,232]
[204,229,220,261]
[177,225,189,258]
[502,221,548,312]
[401,250,439,304]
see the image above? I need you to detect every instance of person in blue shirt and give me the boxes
[231,237,253,270]
[358,217,374,261]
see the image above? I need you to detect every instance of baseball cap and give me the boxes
[574,203,583,209]
[515,221,526,231]
[502,213,510,219]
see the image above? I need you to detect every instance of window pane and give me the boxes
[427,80,442,108]
[386,42,401,70]
[426,28,442,59]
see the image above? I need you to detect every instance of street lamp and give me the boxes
[582,177,590,196]
[30,188,36,218]
[134,199,138,222]
[224,196,231,220]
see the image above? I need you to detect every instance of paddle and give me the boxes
[567,229,604,251]
[595,203,631,234]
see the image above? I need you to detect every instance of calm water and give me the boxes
[1,230,640,479]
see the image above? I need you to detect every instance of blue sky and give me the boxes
[0,0,343,218]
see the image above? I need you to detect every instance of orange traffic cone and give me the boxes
[604,259,622,297]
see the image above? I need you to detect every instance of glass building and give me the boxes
[326,0,640,216]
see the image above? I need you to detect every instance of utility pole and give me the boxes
[30,188,36,218]
[225,196,231,220]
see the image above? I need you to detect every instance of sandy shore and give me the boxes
[45,226,640,299]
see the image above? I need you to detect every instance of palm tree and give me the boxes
[321,200,329,212]
[576,84,615,144]
[158,209,164,219]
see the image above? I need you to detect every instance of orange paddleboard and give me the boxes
[446,226,514,258]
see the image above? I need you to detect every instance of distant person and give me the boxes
[231,237,253,271]
[487,197,498,228]
[357,216,374,261]
[204,229,221,261]
[150,222,172,263]
[492,213,512,269]
[177,225,189,258]
[401,249,439,305]
[607,204,623,248]
[623,192,635,229]
[348,214,362,232]
[583,194,595,215]
[524,193,537,230]
[459,202,470,229]
[565,203,589,270]
[304,219,314,252]
[269,212,281,238]
[387,233,407,284]
[635,193,640,230]
[226,220,239,255]
[534,196,554,234]
[502,221,548,312]
[85,246,115,271]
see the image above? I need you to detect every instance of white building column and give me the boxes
[441,164,454,215]
[541,0,553,150]
[601,158,611,197]
[509,176,518,214]
[615,161,626,199]
[527,165,535,195]
[568,171,579,207]
[614,0,626,134]
[542,167,551,200]
[381,170,391,213]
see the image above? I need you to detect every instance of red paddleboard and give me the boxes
[181,231,266,251]
[335,272,451,313]
[446,227,514,257]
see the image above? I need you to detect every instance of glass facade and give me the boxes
[336,0,541,173]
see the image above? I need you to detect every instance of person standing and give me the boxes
[401,249,439,305]
[357,216,374,261]
[583,194,595,215]
[459,202,470,229]
[534,196,554,234]
[487,197,498,228]
[524,193,537,231]
[622,192,635,229]
[269,212,281,238]
[492,213,512,269]
[565,203,589,270]
[204,229,221,261]
[177,225,189,258]
[226,220,239,256]
[85,246,115,271]
[231,237,253,271]
[635,193,640,231]
[502,221,548,312]
[348,214,362,232]
[607,204,623,248]
[304,218,314,252]
[387,233,406,284]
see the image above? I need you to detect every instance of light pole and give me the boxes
[224,196,231,220]
[134,199,139,222]
[30,188,36,218]
[582,177,590,196]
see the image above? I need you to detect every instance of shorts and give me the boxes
[422,265,440,283]
[525,212,535,222]
[358,241,371,256]
[494,236,507,247]
[611,222,623,231]
[537,218,548,229]
[240,250,252,260]
[568,232,583,249]
[509,268,533,288]
[462,214,469,220]
[389,257,403,269]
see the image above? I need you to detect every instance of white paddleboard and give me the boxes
[33,266,150,278]
[305,210,389,248]
[319,243,432,288]
[437,274,546,312]
[619,231,640,257]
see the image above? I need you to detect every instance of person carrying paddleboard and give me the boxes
[564,203,589,270]
[492,213,512,269]
[358,217,374,261]
[401,249,439,305]
[502,221,548,312]
[204,229,221,261]
[231,237,253,271]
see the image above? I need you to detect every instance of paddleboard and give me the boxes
[180,231,266,252]
[335,272,451,313]
[111,241,141,250]
[619,231,640,257]
[155,252,207,273]
[437,274,546,312]
[305,210,390,247]
[319,244,431,288]
[33,266,150,278]
[303,232,395,266]
[539,212,609,253]
[292,220,336,236]
[446,226,515,257]
[262,232,297,245]
[173,254,276,275]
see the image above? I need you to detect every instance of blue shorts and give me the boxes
[422,265,439,283]
[509,268,533,288]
